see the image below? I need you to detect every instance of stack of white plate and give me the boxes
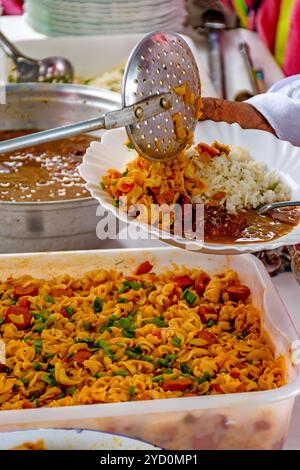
[25,0,186,36]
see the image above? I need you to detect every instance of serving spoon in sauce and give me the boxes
[0,31,74,83]
[257,201,300,224]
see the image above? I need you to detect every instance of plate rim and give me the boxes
[79,120,300,254]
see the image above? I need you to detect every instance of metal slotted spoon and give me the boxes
[0,32,201,162]
[257,200,300,215]
[123,31,201,160]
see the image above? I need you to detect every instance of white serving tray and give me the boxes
[0,247,299,450]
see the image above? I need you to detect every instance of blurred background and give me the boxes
[1,0,297,100]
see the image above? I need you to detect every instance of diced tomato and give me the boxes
[14,284,38,298]
[4,306,31,330]
[235,362,246,370]
[198,305,216,323]
[60,308,71,319]
[230,370,241,379]
[197,330,218,345]
[212,191,226,201]
[139,393,149,401]
[135,261,153,275]
[18,297,30,309]
[22,399,33,409]
[136,159,149,169]
[152,329,161,339]
[51,287,73,297]
[195,280,205,297]
[295,244,300,251]
[198,151,212,164]
[226,285,251,302]
[108,169,121,179]
[162,378,192,392]
[184,393,197,397]
[165,189,175,204]
[114,189,122,199]
[122,182,135,193]
[154,194,164,205]
[173,275,193,289]
[117,178,135,193]
[157,189,174,205]
[195,273,210,296]
[211,383,224,393]
[196,143,220,157]
[72,350,92,363]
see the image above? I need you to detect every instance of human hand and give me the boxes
[201,98,276,135]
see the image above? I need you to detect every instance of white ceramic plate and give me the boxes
[25,0,186,35]
[26,0,183,16]
[79,121,300,254]
[0,428,160,450]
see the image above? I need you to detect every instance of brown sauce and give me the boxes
[206,208,300,244]
[237,208,300,243]
[0,130,100,202]
[179,198,300,244]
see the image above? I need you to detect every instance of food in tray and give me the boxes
[0,130,100,202]
[0,261,285,410]
[10,440,46,450]
[75,64,125,93]
[8,62,125,93]
[102,140,300,243]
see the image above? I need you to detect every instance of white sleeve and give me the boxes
[246,75,300,147]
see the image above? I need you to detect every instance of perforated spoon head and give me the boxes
[122,31,201,161]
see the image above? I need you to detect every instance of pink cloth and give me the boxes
[283,1,300,75]
[256,0,281,53]
[257,0,300,76]
[1,0,23,15]
[226,0,300,76]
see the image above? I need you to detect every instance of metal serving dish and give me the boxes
[0,83,120,253]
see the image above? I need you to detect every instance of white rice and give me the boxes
[8,60,124,93]
[190,145,291,214]
[87,64,124,93]
[76,64,124,93]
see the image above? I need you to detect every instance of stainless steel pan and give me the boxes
[0,83,120,253]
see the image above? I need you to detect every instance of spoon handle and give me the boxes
[0,94,169,154]
[258,201,300,214]
[0,116,106,153]
[0,32,22,62]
